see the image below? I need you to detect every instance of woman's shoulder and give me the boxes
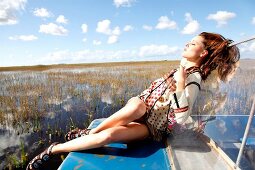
[187,71,202,83]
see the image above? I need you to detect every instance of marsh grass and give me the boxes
[0,60,179,169]
[0,60,254,169]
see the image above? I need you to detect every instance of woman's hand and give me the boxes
[178,64,186,82]
[164,72,177,92]
[176,61,187,92]
[180,58,187,69]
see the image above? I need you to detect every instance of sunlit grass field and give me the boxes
[0,59,254,169]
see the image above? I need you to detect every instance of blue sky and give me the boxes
[0,0,255,66]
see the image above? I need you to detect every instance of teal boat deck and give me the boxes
[59,118,239,170]
[58,118,171,170]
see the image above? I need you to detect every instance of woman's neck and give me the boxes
[183,60,200,69]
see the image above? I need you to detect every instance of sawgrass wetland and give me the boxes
[0,60,254,169]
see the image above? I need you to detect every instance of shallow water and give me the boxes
[204,115,255,170]
[0,60,254,169]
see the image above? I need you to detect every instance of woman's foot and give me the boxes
[26,142,58,170]
[65,128,91,141]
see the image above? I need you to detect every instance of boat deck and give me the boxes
[58,119,171,170]
[166,129,239,170]
[59,118,239,170]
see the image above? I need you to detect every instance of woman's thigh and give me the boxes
[106,97,147,123]
[103,122,149,143]
[120,97,147,120]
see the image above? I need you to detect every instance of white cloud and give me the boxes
[9,35,38,41]
[239,43,249,53]
[143,25,153,31]
[108,35,118,44]
[207,11,236,27]
[93,40,102,45]
[36,43,180,65]
[81,24,88,33]
[0,0,27,25]
[112,26,121,35]
[107,27,120,44]
[123,25,134,32]
[242,42,255,52]
[139,44,179,57]
[33,8,51,18]
[42,50,91,64]
[72,50,90,62]
[74,49,136,62]
[39,23,68,36]
[74,45,179,61]
[37,50,102,65]
[56,15,68,24]
[252,17,255,25]
[113,0,134,8]
[181,13,200,34]
[37,50,70,64]
[96,19,112,35]
[239,42,255,58]
[155,16,177,30]
[96,20,121,44]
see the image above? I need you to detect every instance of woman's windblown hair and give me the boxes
[199,32,240,82]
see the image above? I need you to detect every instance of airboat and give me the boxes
[58,37,255,170]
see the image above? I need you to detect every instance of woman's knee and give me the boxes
[127,97,146,114]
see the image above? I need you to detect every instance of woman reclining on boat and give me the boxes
[26,32,240,170]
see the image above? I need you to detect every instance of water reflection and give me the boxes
[203,116,255,170]
[101,91,113,104]
[0,63,169,169]
[0,60,254,169]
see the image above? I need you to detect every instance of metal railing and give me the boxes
[235,95,255,168]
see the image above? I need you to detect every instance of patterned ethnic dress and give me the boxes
[138,66,202,141]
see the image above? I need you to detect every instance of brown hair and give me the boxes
[199,32,240,82]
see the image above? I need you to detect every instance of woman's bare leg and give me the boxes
[89,97,146,134]
[52,122,149,154]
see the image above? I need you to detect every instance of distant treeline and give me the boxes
[0,60,179,72]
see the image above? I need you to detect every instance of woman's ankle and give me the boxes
[51,143,61,154]
[89,129,97,134]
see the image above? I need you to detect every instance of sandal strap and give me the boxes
[26,142,59,170]
[78,128,91,135]
[47,142,58,155]
[65,128,90,141]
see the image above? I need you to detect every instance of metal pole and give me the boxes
[235,95,255,168]
[228,36,255,47]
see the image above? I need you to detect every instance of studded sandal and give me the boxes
[26,142,58,170]
[65,128,91,141]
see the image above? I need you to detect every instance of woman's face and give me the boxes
[182,36,206,62]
